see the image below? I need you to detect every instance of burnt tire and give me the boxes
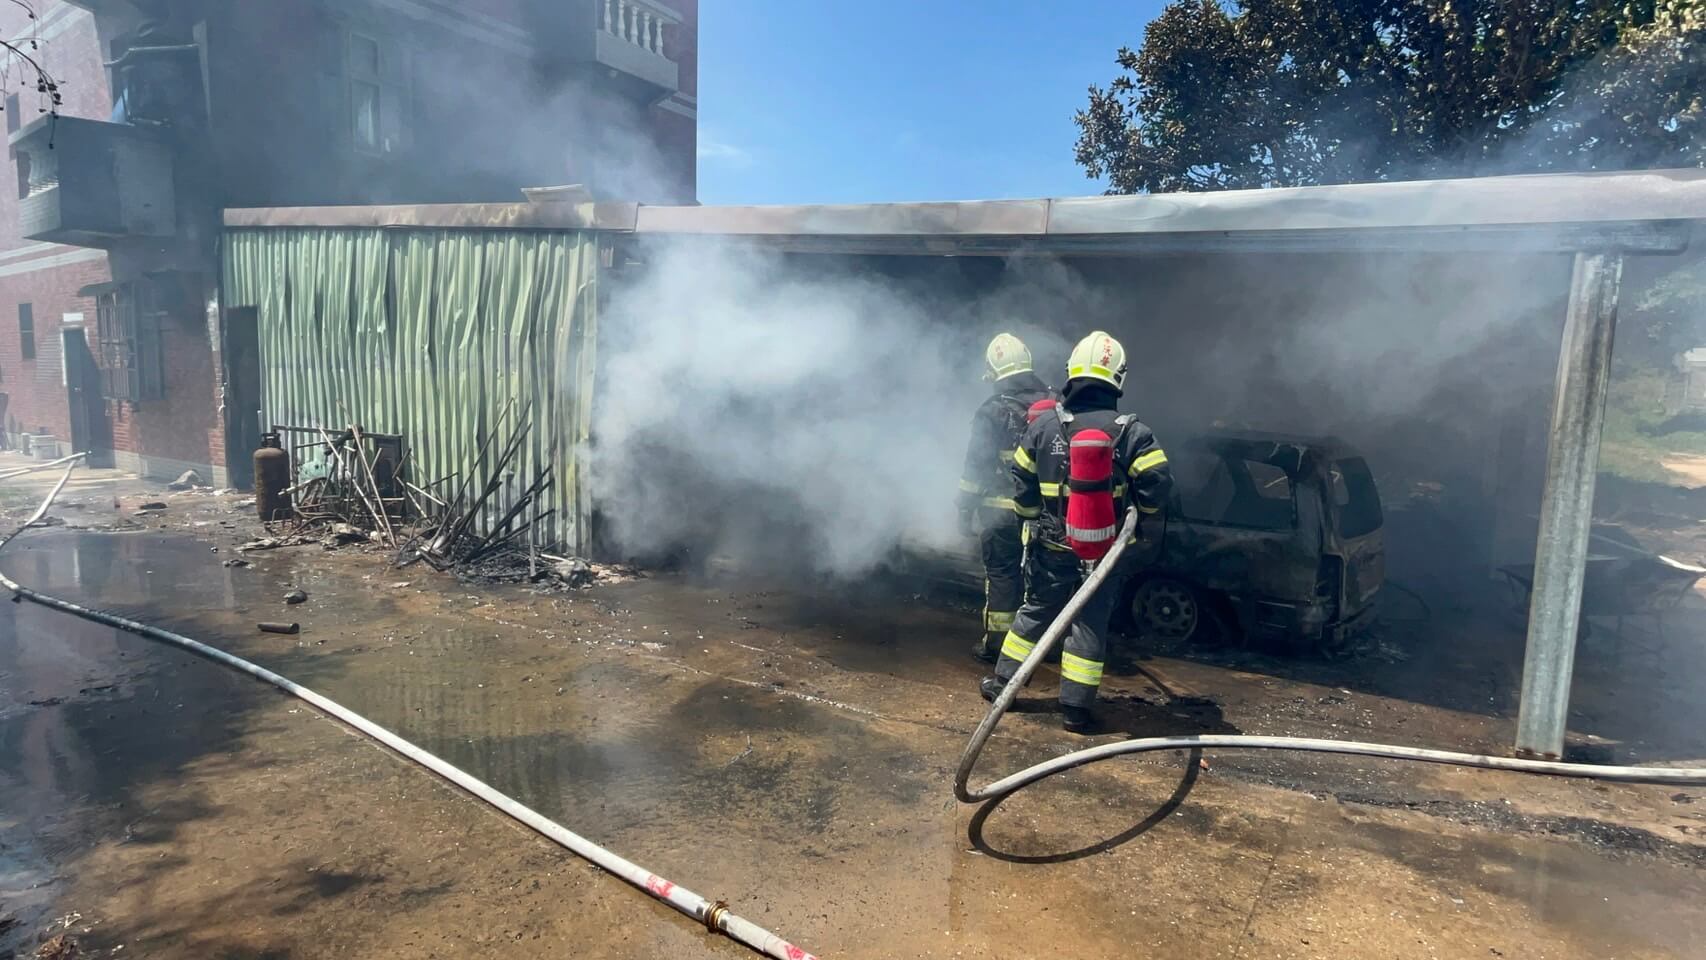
[1130,577,1225,646]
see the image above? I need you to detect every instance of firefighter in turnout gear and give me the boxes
[958,333,1054,663]
[979,331,1174,733]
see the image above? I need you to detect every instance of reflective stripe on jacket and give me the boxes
[958,373,1053,513]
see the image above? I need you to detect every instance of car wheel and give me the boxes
[1131,577,1207,644]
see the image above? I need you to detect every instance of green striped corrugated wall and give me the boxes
[221,227,602,554]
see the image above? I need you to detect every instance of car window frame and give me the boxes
[1172,447,1300,532]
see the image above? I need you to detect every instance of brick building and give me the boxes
[0,0,697,485]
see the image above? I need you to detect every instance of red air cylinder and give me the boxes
[1064,428,1117,561]
[1027,398,1054,423]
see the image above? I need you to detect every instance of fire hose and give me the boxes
[956,508,1706,804]
[0,462,819,960]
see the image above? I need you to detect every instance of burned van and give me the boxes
[905,431,1384,655]
[1134,433,1384,653]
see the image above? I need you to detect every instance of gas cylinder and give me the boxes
[254,433,294,522]
[1063,428,1117,561]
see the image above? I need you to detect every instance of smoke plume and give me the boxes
[593,242,1079,576]
[592,239,1584,578]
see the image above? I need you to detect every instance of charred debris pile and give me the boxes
[250,407,635,590]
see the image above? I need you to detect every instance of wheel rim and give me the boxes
[1136,579,1199,641]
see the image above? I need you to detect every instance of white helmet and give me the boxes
[1066,331,1127,392]
[984,333,1033,381]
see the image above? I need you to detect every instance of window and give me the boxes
[352,81,380,152]
[5,93,17,134]
[95,283,164,402]
[17,303,33,360]
[349,32,383,153]
[351,33,380,76]
[1247,461,1292,500]
[1330,458,1384,538]
[344,31,408,156]
[1229,459,1296,528]
[1173,448,1297,531]
[1173,450,1233,522]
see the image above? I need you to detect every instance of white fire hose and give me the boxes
[0,451,89,481]
[1,462,819,960]
[956,509,1706,804]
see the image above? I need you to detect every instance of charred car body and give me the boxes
[1136,432,1384,652]
[909,431,1385,654]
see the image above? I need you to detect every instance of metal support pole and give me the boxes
[1515,251,1624,759]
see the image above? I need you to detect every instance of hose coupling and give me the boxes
[704,900,730,933]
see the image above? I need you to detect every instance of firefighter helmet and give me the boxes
[1066,331,1128,393]
[984,333,1033,381]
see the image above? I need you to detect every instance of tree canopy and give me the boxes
[1075,0,1705,193]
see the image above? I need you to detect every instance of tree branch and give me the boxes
[0,1,63,136]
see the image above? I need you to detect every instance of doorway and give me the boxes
[221,306,262,489]
[62,325,113,467]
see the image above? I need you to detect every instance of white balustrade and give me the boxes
[602,0,670,54]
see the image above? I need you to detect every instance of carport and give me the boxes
[224,167,1706,759]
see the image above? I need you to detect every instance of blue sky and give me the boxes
[695,2,1167,205]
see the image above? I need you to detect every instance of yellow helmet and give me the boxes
[1066,331,1127,392]
[984,333,1033,381]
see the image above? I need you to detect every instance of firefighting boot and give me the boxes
[979,676,1006,703]
[1060,704,1100,735]
[972,632,1001,664]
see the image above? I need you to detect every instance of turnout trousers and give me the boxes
[978,516,1024,638]
[994,544,1131,708]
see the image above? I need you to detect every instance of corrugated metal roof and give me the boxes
[223,167,1706,255]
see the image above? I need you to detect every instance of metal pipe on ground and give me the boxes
[0,462,819,960]
[956,508,1706,807]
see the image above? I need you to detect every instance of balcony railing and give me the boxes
[602,0,669,55]
[592,0,680,98]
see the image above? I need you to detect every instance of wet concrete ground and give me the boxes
[2,484,1706,956]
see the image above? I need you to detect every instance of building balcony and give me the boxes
[9,116,176,248]
[563,0,681,101]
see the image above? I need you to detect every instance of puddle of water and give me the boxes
[0,829,57,954]
[1347,816,1706,956]
[0,533,914,854]
[0,567,264,954]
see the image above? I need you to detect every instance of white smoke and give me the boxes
[593,241,1073,576]
[590,237,1585,579]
